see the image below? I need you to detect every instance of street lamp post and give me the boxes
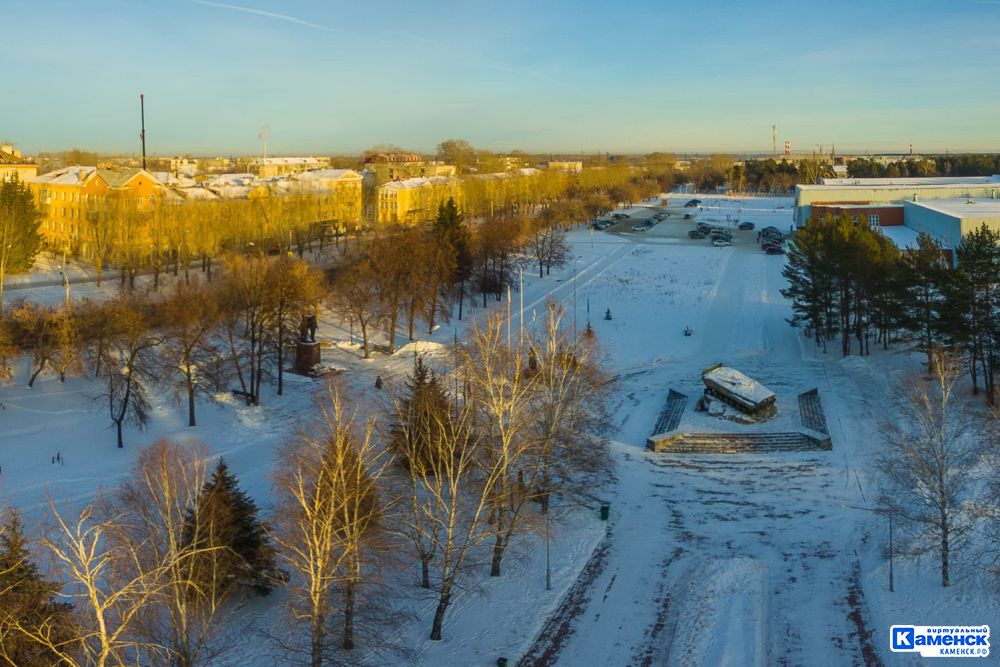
[572,257,580,336]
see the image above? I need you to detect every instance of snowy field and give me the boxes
[1,194,996,665]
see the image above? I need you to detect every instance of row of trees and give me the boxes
[328,198,572,358]
[0,304,613,665]
[0,254,325,446]
[847,154,1000,179]
[782,215,1000,406]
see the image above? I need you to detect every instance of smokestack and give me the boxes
[139,93,147,170]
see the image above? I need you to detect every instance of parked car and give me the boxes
[761,230,782,240]
[738,222,755,230]
[631,222,651,231]
[761,242,782,252]
[688,230,706,239]
[765,246,786,255]
[685,199,702,208]
[712,238,731,247]
[711,230,732,240]
[611,213,629,220]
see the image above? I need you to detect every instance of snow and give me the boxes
[910,197,1000,218]
[879,224,923,250]
[1,193,996,666]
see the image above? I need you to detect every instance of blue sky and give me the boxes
[3,0,1000,156]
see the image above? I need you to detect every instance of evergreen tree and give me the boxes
[0,177,43,316]
[433,198,473,319]
[0,511,75,666]
[184,459,279,596]
[901,234,949,371]
[954,224,1000,403]
[389,355,452,470]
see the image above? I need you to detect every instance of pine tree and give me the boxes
[433,198,473,319]
[0,511,75,666]
[0,177,42,316]
[184,459,279,596]
[389,355,452,471]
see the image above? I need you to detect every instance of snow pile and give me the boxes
[394,340,447,356]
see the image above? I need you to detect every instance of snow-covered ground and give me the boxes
[1,195,996,665]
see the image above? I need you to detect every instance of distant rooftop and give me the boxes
[806,175,1000,189]
[379,175,455,191]
[293,168,361,181]
[910,197,1000,218]
[256,157,327,166]
[879,225,924,250]
[29,165,96,185]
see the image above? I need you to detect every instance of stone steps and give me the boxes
[652,389,688,435]
[798,388,829,434]
[648,431,831,454]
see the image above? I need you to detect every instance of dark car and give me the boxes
[738,222,755,230]
[761,241,782,251]
[611,213,629,220]
[697,223,713,233]
[688,230,706,239]
[765,246,786,255]
[684,199,702,207]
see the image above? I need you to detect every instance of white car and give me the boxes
[712,238,731,247]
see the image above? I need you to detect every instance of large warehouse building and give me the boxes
[794,175,1000,264]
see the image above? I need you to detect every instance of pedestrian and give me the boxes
[51,456,55,464]
[374,375,383,390]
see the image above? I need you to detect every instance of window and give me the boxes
[868,214,880,227]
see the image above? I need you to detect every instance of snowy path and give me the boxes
[523,219,881,666]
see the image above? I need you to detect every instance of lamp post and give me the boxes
[572,257,580,336]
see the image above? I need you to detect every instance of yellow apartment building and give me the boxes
[27,166,164,253]
[0,144,38,182]
[376,176,461,226]
[286,168,363,224]
[252,156,332,178]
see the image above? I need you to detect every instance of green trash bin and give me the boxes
[600,503,610,521]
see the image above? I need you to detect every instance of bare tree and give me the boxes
[460,312,538,578]
[158,278,221,427]
[97,297,160,448]
[528,301,612,513]
[271,383,386,665]
[329,254,382,360]
[115,438,231,667]
[877,351,985,587]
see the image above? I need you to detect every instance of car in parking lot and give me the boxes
[761,241,782,251]
[631,222,653,231]
[765,246,786,255]
[696,222,713,232]
[688,230,706,239]
[611,213,629,220]
[711,229,732,239]
[712,238,731,247]
[738,221,755,230]
[761,230,782,240]
[592,219,613,230]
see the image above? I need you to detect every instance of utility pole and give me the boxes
[139,93,147,170]
[771,124,777,158]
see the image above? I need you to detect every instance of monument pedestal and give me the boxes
[294,341,321,374]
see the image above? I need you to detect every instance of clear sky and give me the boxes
[4,0,1000,156]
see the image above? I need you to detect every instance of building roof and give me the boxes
[293,168,361,181]
[803,175,1000,190]
[879,225,924,250]
[96,168,161,188]
[255,157,328,166]
[0,150,33,166]
[378,176,455,191]
[29,165,97,185]
[909,197,1000,218]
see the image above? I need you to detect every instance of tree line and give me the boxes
[0,302,612,666]
[782,214,1000,407]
